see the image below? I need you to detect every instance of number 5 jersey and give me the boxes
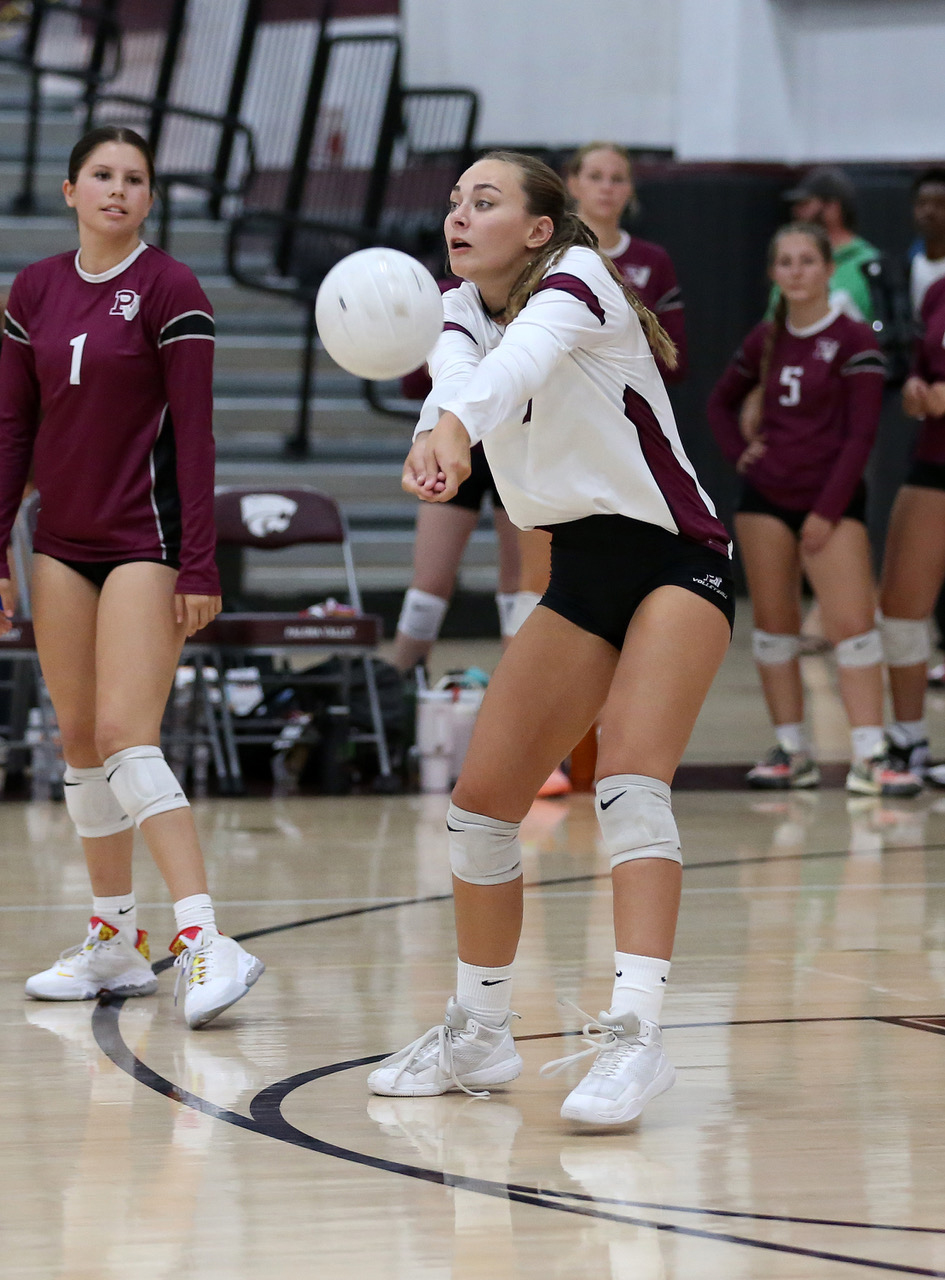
[707,307,886,522]
[0,242,219,595]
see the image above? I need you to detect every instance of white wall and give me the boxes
[402,0,679,149]
[404,0,945,163]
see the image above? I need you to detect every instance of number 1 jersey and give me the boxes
[0,242,219,595]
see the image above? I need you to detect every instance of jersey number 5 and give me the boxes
[778,365,804,407]
[69,332,88,385]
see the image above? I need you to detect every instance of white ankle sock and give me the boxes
[775,723,807,754]
[456,959,513,1025]
[611,952,671,1024]
[92,892,136,935]
[889,719,927,747]
[173,893,217,935]
[851,726,885,763]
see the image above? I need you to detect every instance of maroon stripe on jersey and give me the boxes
[444,321,478,345]
[535,273,606,325]
[622,385,730,556]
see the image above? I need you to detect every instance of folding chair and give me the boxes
[186,484,392,794]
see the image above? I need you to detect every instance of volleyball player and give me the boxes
[879,275,945,781]
[0,126,264,1026]
[564,141,687,383]
[708,222,920,797]
[367,151,735,1125]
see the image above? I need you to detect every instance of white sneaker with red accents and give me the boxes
[846,752,923,798]
[170,927,265,1029]
[542,1008,675,1126]
[25,917,158,1000]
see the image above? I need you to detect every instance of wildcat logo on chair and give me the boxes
[240,494,299,537]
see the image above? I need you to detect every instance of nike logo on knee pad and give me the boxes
[482,978,510,986]
[599,791,627,810]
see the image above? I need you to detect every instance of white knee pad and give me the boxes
[63,765,133,839]
[104,746,189,827]
[447,803,522,886]
[880,615,932,667]
[596,775,682,869]
[752,630,800,665]
[501,590,542,638]
[834,628,883,668]
[397,588,448,642]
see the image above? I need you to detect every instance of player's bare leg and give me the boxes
[93,562,263,1025]
[27,555,153,1001]
[735,513,805,725]
[391,502,480,672]
[93,562,208,899]
[880,486,945,722]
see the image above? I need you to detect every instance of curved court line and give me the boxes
[86,871,945,1277]
[88,1010,945,1277]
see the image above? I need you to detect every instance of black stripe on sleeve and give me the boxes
[841,349,887,376]
[3,310,30,345]
[157,310,215,347]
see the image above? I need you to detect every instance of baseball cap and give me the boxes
[783,165,857,211]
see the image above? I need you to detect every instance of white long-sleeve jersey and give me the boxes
[415,245,730,557]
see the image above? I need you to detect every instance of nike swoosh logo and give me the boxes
[481,978,510,986]
[599,791,626,810]
[117,906,134,915]
[446,823,461,832]
[615,970,623,977]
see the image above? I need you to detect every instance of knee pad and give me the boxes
[752,630,800,665]
[501,590,542,638]
[596,775,682,869]
[104,746,189,827]
[63,765,133,839]
[835,628,883,668]
[880,615,931,667]
[447,803,522,885]
[397,588,448,642]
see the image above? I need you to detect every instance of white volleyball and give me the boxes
[315,247,444,380]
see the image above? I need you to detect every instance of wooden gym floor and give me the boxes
[3,609,945,1279]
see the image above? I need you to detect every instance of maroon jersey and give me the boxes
[708,309,886,522]
[0,243,219,594]
[911,275,945,465]
[607,232,687,382]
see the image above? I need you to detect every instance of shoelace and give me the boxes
[59,926,107,964]
[382,1011,519,1100]
[539,1002,642,1079]
[173,944,208,1006]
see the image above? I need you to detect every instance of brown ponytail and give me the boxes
[484,150,677,370]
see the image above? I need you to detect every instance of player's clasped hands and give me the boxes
[175,593,222,637]
[402,411,472,503]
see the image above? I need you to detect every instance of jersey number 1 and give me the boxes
[69,332,88,385]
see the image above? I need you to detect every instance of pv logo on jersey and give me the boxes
[814,337,839,363]
[110,290,141,321]
[240,494,298,537]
